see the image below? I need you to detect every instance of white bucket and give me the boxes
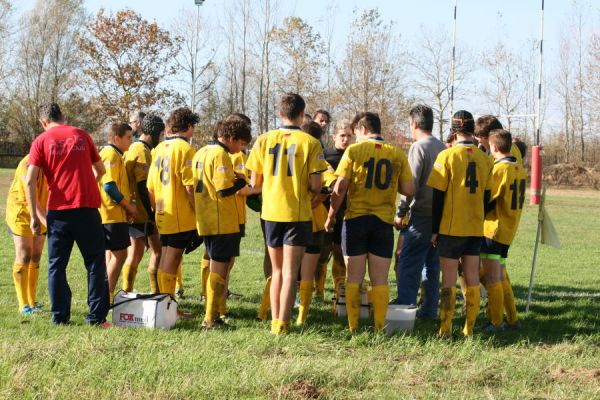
[384,304,417,335]
[335,291,369,319]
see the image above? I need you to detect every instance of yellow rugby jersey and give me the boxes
[124,140,152,223]
[99,145,131,224]
[335,137,412,224]
[193,142,240,236]
[484,157,528,245]
[230,150,248,225]
[5,155,48,236]
[147,136,196,234]
[427,142,493,237]
[246,127,328,222]
[487,144,523,167]
[312,163,337,232]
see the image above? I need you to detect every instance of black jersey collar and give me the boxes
[166,135,189,142]
[456,140,475,146]
[137,139,152,151]
[215,140,230,152]
[495,156,517,165]
[108,144,124,156]
[281,125,301,130]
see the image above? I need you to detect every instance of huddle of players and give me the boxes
[6,92,526,336]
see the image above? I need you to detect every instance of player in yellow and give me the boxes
[246,93,328,335]
[193,119,257,328]
[475,115,523,165]
[295,121,337,326]
[427,110,493,337]
[325,112,415,333]
[6,155,48,315]
[482,129,527,331]
[121,114,164,293]
[98,122,136,303]
[147,108,198,298]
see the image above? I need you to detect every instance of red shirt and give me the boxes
[29,125,101,210]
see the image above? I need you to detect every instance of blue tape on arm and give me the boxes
[103,181,124,204]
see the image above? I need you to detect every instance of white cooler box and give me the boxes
[333,291,370,319]
[111,291,178,329]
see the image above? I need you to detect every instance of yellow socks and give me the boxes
[12,263,29,310]
[332,258,346,292]
[486,282,504,327]
[371,285,389,332]
[270,319,279,334]
[205,272,225,324]
[200,255,210,298]
[345,282,361,332]
[148,266,159,294]
[121,263,138,292]
[257,277,272,321]
[270,319,288,335]
[296,280,314,326]
[463,285,481,337]
[27,262,40,307]
[315,261,327,298]
[438,287,456,337]
[502,274,518,325]
[158,270,177,297]
[109,290,115,305]
[175,262,183,291]
[219,291,228,318]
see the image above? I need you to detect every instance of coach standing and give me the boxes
[395,105,446,319]
[25,103,109,325]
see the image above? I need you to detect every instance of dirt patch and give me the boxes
[548,367,600,382]
[543,164,600,189]
[277,381,326,399]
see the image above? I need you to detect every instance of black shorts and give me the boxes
[306,230,325,254]
[342,215,394,258]
[239,224,246,237]
[437,235,482,259]
[204,233,241,262]
[129,222,156,239]
[480,237,510,259]
[159,230,197,250]
[103,223,130,251]
[264,221,312,247]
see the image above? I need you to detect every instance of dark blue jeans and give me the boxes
[46,208,108,324]
[395,215,440,318]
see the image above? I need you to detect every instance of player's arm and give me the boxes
[103,181,137,219]
[185,185,195,211]
[309,173,322,194]
[25,165,41,235]
[92,161,106,182]
[325,176,349,232]
[250,171,263,191]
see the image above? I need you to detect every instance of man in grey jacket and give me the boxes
[394,105,446,319]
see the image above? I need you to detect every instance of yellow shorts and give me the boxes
[6,205,46,237]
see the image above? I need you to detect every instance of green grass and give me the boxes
[1,168,599,399]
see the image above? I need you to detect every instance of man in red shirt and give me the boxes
[26,103,110,325]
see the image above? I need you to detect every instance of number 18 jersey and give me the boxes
[335,137,412,224]
[246,127,327,222]
[427,142,493,237]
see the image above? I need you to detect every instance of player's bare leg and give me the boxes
[106,248,127,303]
[147,232,161,293]
[267,246,283,332]
[122,236,144,292]
[276,244,305,333]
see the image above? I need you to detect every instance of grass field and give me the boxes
[0,167,599,399]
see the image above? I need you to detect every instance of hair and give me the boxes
[225,113,251,126]
[129,110,146,123]
[475,115,503,138]
[512,137,528,159]
[140,114,165,138]
[301,121,323,140]
[409,104,434,132]
[446,131,456,144]
[334,119,352,133]
[280,92,306,120]
[488,129,512,153]
[166,107,200,134]
[451,110,475,135]
[38,102,64,123]
[216,119,252,143]
[351,112,381,134]
[313,109,331,123]
[104,121,132,142]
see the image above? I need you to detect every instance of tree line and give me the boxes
[0,0,599,166]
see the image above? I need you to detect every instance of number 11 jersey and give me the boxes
[335,137,412,224]
[246,127,327,222]
[427,142,493,237]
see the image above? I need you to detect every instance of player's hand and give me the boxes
[30,216,41,236]
[126,204,138,222]
[325,216,336,233]
[431,233,438,247]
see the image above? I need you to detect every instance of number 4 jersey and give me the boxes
[246,127,328,222]
[336,137,413,224]
[484,157,528,245]
[427,142,493,237]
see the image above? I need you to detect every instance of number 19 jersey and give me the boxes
[246,127,328,222]
[427,142,493,237]
[335,138,412,224]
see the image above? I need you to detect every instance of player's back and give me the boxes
[485,158,527,245]
[339,138,411,224]
[98,145,130,224]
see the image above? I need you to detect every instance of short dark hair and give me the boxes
[451,110,475,135]
[225,113,251,126]
[475,115,503,138]
[489,129,512,153]
[351,112,381,134]
[104,121,132,142]
[38,102,64,123]
[216,119,252,143]
[301,121,323,140]
[409,104,433,132]
[512,137,528,159]
[313,109,331,123]
[280,93,305,120]
[167,107,200,134]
